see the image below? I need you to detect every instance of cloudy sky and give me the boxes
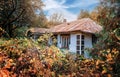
[42,0,100,22]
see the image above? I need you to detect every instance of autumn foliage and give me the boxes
[0,38,119,77]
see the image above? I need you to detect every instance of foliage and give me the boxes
[0,0,44,38]
[0,27,4,37]
[77,9,99,23]
[52,49,120,77]
[0,0,120,77]
[0,38,63,77]
[90,0,120,76]
[48,13,64,27]
[92,0,120,54]
[37,33,57,47]
[77,10,90,19]
[31,10,48,28]
[0,38,119,77]
[14,26,28,38]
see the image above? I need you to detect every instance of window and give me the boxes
[81,35,84,55]
[76,35,84,55]
[61,35,70,49]
[76,35,80,54]
[92,34,97,45]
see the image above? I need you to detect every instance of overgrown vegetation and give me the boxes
[0,38,119,77]
[0,0,120,77]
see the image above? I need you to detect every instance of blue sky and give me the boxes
[42,0,100,21]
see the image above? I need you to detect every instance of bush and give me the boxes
[0,38,119,77]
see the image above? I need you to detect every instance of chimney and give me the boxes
[63,19,67,23]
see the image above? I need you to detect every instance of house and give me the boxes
[27,28,49,40]
[27,18,102,58]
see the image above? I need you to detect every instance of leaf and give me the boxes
[96,60,100,65]
[0,56,3,62]
[102,70,107,74]
[0,69,10,77]
[107,74,112,77]
[107,53,112,61]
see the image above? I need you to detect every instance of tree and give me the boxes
[0,0,44,38]
[89,10,99,22]
[31,10,48,28]
[93,0,120,51]
[86,1,120,76]
[48,13,64,27]
[77,10,90,19]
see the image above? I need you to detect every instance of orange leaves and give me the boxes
[106,53,113,61]
[102,70,107,74]
[0,69,10,77]
[0,56,3,62]
[0,38,118,77]
[96,60,104,66]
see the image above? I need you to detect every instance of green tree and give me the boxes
[0,0,44,38]
[93,0,120,51]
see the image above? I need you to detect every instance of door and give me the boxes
[76,35,84,55]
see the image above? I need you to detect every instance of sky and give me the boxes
[42,0,100,22]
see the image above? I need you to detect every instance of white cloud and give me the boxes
[69,0,100,8]
[43,0,76,21]
[43,0,68,10]
[42,0,100,22]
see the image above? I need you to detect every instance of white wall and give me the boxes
[69,33,92,58]
[84,34,92,58]
[56,33,93,58]
[84,34,92,48]
[69,34,77,53]
[57,34,62,48]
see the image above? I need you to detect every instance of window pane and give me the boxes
[81,51,84,55]
[81,35,84,39]
[77,46,80,50]
[81,41,84,45]
[61,35,70,48]
[77,51,80,54]
[77,41,80,45]
[81,46,84,50]
[77,35,80,39]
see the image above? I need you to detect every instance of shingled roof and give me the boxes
[49,18,102,34]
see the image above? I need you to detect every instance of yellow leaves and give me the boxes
[30,58,36,63]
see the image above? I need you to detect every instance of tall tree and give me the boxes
[0,0,44,37]
[93,0,120,51]
[31,10,48,28]
[91,0,120,75]
[77,10,90,19]
[48,13,64,27]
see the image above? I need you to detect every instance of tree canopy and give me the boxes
[0,0,44,38]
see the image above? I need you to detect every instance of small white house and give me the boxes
[28,18,102,58]
[48,18,102,58]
